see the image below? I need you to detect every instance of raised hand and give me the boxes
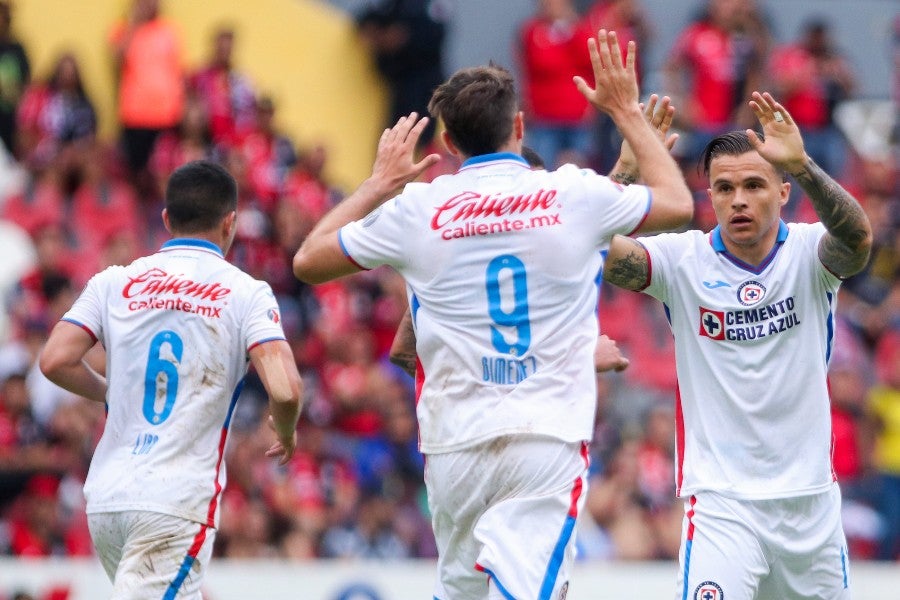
[574,30,640,119]
[370,113,441,196]
[746,91,807,174]
[614,94,679,183]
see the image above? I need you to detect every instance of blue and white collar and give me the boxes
[161,238,224,258]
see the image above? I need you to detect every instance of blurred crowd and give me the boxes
[0,0,897,578]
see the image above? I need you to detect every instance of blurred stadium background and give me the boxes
[0,0,897,598]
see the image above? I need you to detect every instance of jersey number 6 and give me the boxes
[142,330,183,425]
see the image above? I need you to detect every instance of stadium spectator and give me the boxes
[0,0,30,157]
[235,95,296,213]
[518,0,595,169]
[15,52,96,174]
[769,19,855,190]
[188,26,257,148]
[664,0,768,158]
[108,0,186,198]
[356,0,450,150]
[870,329,900,560]
[584,0,651,171]
[149,95,219,202]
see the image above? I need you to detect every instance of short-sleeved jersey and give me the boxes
[638,222,841,500]
[62,239,286,526]
[339,153,651,453]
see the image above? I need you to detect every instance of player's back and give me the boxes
[64,239,278,526]
[340,154,650,452]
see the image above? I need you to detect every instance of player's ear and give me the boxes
[161,208,173,234]
[223,210,237,236]
[514,111,524,142]
[441,130,460,158]
[779,181,790,206]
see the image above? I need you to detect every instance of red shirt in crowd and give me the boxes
[670,21,736,128]
[519,16,595,124]
[769,44,829,128]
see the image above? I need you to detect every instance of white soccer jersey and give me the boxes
[62,239,286,526]
[340,153,651,453]
[638,222,841,500]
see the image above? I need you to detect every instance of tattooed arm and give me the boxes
[389,308,417,378]
[790,158,872,277]
[603,235,651,291]
[745,91,872,278]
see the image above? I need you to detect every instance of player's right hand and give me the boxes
[265,415,297,465]
[594,334,630,373]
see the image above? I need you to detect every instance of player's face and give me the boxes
[707,151,789,253]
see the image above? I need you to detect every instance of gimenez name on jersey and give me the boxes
[482,354,538,385]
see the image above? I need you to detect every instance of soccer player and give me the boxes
[603,92,872,599]
[39,160,302,599]
[293,30,693,599]
[387,140,646,377]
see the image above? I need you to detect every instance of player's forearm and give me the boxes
[41,360,107,404]
[266,373,301,442]
[789,156,872,277]
[301,177,391,252]
[292,176,394,282]
[608,157,639,186]
[612,108,692,217]
[389,310,417,377]
[269,395,301,442]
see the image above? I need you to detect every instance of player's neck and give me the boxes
[722,235,778,267]
[169,231,226,253]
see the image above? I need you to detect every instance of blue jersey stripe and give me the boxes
[825,292,835,365]
[480,567,516,600]
[538,514,578,599]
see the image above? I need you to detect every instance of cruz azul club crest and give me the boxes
[737,280,766,306]
[694,581,724,600]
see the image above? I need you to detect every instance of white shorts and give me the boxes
[676,484,851,600]
[88,510,215,600]
[425,435,589,600]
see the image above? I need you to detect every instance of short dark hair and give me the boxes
[428,64,518,158]
[165,160,237,233]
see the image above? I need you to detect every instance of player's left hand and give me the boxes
[370,112,441,197]
[574,30,640,119]
[746,91,808,174]
[594,334,630,373]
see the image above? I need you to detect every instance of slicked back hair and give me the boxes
[428,64,519,158]
[699,130,785,180]
[165,160,238,233]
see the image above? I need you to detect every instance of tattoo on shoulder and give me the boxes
[605,245,649,291]
[791,158,871,276]
[611,172,638,186]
